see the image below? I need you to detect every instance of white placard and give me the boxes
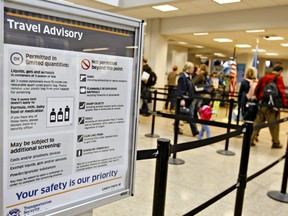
[1,1,141,215]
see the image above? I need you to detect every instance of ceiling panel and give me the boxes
[63,0,288,59]
[188,0,219,7]
[243,0,279,7]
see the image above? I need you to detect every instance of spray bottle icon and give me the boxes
[65,106,70,121]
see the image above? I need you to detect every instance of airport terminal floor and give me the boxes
[89,106,288,216]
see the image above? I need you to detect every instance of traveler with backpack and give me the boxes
[250,64,287,148]
[140,58,157,116]
[238,67,258,121]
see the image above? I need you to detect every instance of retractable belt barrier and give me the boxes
[136,149,158,160]
[136,107,288,216]
[171,128,242,153]
[148,91,239,161]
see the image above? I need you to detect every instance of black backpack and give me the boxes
[262,75,282,109]
[147,71,157,87]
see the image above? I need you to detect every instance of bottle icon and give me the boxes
[57,108,63,122]
[50,108,56,123]
[65,106,70,121]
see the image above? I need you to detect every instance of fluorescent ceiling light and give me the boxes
[214,53,226,57]
[83,48,109,52]
[213,0,241,4]
[213,38,233,42]
[245,29,265,33]
[195,54,202,57]
[177,41,188,45]
[152,5,178,12]
[126,46,138,49]
[280,43,288,47]
[194,45,204,48]
[265,53,279,56]
[263,36,284,41]
[193,33,208,36]
[252,48,266,52]
[236,44,251,48]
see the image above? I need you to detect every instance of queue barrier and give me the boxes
[136,105,288,215]
[267,135,288,203]
[145,87,286,160]
[144,88,239,162]
[144,90,160,138]
[217,98,236,156]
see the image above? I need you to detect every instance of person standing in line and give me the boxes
[165,65,178,112]
[140,57,153,116]
[198,99,213,140]
[251,64,287,148]
[192,64,210,118]
[191,65,198,79]
[177,62,199,136]
[238,67,258,120]
[193,64,208,87]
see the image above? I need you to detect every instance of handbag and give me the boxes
[243,100,258,121]
[179,106,190,115]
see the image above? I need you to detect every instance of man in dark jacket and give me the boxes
[177,62,199,136]
[251,64,287,148]
[140,58,154,116]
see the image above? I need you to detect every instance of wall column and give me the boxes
[144,19,168,89]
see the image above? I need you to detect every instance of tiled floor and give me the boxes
[92,106,288,216]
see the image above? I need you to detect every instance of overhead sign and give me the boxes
[1,0,143,215]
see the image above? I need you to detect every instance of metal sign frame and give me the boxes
[0,0,143,215]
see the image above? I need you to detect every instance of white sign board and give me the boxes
[1,0,143,215]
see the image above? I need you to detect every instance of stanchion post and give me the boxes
[145,90,160,138]
[169,98,185,165]
[217,99,235,156]
[173,98,180,158]
[234,121,253,216]
[236,101,241,125]
[220,87,226,107]
[267,133,288,203]
[152,138,170,216]
[280,141,288,194]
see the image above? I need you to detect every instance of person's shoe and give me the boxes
[271,143,283,149]
[251,142,256,147]
[193,132,199,137]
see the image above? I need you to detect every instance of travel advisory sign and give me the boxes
[2,4,139,216]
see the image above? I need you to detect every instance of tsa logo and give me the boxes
[7,208,21,216]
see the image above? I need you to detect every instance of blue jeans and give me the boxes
[198,124,210,140]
